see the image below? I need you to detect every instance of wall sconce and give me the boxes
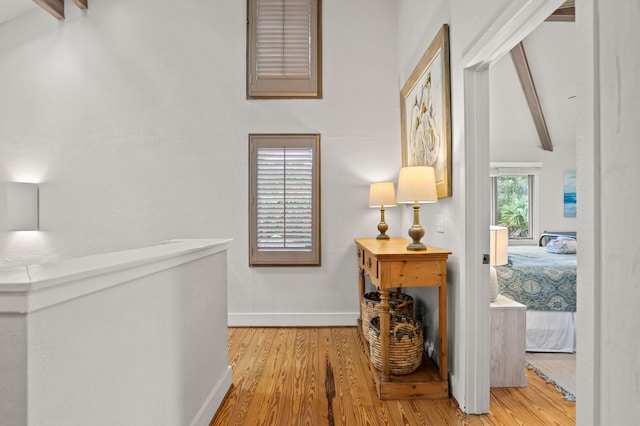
[396,166,438,250]
[489,225,509,302]
[7,182,39,231]
[369,182,396,240]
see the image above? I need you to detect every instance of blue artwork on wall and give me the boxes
[564,170,576,217]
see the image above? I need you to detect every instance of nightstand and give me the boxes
[490,294,527,387]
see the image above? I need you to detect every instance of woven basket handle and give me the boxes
[393,322,417,338]
[394,299,410,310]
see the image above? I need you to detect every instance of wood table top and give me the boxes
[354,238,451,258]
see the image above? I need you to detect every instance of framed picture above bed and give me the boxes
[564,170,576,217]
[400,24,452,199]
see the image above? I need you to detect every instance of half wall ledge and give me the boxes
[0,238,231,314]
[0,238,232,426]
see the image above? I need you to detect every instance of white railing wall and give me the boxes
[0,239,232,426]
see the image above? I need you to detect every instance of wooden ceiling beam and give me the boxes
[33,0,88,20]
[71,0,88,9]
[546,8,575,22]
[33,0,64,20]
[547,0,575,22]
[510,42,553,152]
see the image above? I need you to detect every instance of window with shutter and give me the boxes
[249,134,321,265]
[247,0,322,98]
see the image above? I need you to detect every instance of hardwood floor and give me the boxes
[210,327,575,425]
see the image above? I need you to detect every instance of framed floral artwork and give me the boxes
[400,24,452,198]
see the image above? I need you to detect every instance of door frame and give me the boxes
[460,0,571,414]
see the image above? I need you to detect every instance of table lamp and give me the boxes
[369,182,396,239]
[489,225,509,302]
[396,166,438,250]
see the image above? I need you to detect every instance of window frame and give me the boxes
[249,133,321,266]
[490,162,542,244]
[246,0,322,99]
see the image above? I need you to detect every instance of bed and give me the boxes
[494,238,577,353]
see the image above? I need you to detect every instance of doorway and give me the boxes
[460,0,574,414]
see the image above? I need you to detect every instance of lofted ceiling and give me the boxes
[490,20,576,150]
[2,0,87,22]
[0,0,38,25]
[490,1,575,152]
[2,0,574,151]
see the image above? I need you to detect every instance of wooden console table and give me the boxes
[355,238,451,399]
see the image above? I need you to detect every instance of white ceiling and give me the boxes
[490,21,576,148]
[0,0,38,25]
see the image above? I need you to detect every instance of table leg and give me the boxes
[358,268,365,326]
[380,289,390,382]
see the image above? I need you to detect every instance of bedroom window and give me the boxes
[249,134,321,266]
[490,162,541,243]
[247,0,322,98]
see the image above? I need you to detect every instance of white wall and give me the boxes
[235,0,401,325]
[0,314,26,422]
[578,1,640,424]
[0,0,400,325]
[0,239,231,426]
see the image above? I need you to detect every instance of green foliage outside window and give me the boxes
[496,176,530,238]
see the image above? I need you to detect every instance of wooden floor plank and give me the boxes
[291,328,318,425]
[245,328,297,425]
[219,328,273,425]
[210,327,576,426]
[330,327,363,425]
[341,329,385,425]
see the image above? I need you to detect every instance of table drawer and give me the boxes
[357,247,379,280]
[356,247,365,267]
[364,252,378,280]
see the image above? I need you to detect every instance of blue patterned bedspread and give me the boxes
[495,246,576,312]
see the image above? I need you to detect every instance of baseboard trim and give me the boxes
[191,366,232,426]
[228,312,359,327]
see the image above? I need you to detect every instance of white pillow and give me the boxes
[546,236,577,254]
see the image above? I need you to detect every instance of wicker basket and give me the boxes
[368,314,423,376]
[361,291,413,341]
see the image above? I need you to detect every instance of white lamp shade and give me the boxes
[396,166,437,204]
[7,182,39,231]
[369,182,396,207]
[490,225,508,266]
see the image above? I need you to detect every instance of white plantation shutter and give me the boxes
[256,147,313,250]
[250,134,320,265]
[248,0,321,98]
[256,0,311,79]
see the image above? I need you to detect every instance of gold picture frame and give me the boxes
[400,24,452,198]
